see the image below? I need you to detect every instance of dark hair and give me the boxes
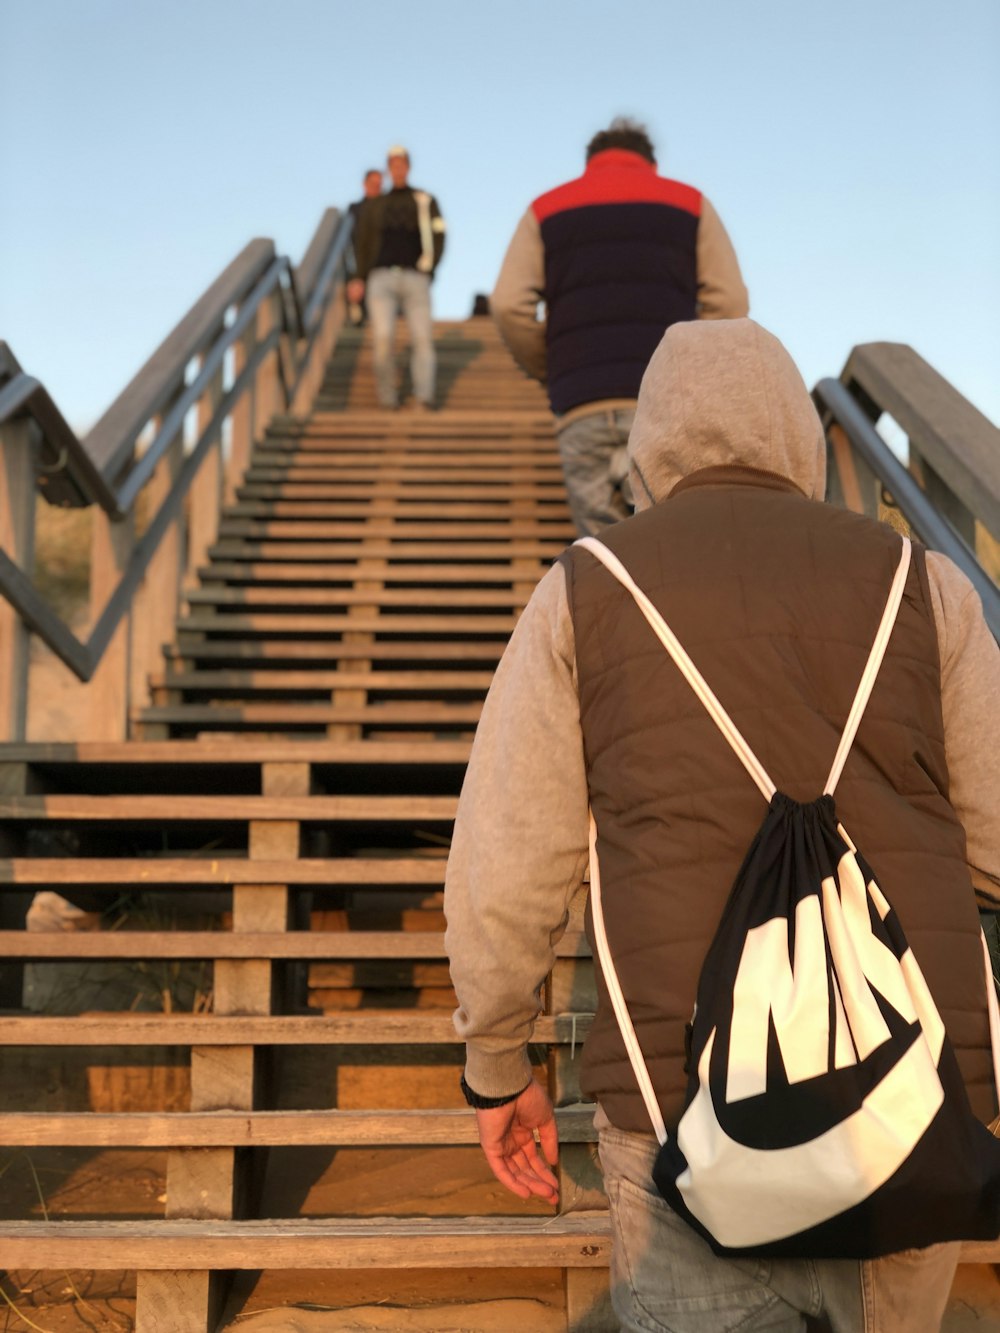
[586,117,655,164]
[364,168,382,180]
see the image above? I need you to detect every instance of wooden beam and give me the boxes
[135,1271,226,1333]
[0,738,473,762]
[0,418,37,741]
[0,794,458,820]
[85,507,135,740]
[0,1214,614,1269]
[0,1105,599,1147]
[0,929,589,960]
[174,612,520,634]
[0,1011,590,1046]
[129,423,184,722]
[184,587,531,608]
[0,857,448,885]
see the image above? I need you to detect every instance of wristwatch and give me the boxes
[459,1074,530,1109]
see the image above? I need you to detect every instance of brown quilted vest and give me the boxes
[563,466,994,1133]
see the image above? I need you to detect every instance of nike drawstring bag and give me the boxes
[580,534,1000,1259]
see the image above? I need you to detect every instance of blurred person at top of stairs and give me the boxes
[491,116,749,535]
[349,143,446,410]
[346,165,384,325]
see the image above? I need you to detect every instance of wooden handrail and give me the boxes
[814,345,1000,641]
[840,343,1000,540]
[0,345,115,510]
[84,239,280,485]
[0,206,353,710]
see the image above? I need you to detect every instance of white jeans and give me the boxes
[366,266,435,407]
[597,1119,960,1332]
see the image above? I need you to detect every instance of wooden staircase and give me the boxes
[0,318,614,1331]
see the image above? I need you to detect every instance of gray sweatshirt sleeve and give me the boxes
[490,207,548,383]
[696,196,749,320]
[445,562,588,1097]
[925,552,1000,903]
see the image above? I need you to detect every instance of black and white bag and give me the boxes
[580,534,1000,1259]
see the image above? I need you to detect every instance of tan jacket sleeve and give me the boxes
[925,552,1000,903]
[696,196,749,319]
[490,207,548,383]
[445,563,587,1097]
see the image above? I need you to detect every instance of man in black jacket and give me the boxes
[349,146,446,410]
[346,168,383,324]
[491,118,748,533]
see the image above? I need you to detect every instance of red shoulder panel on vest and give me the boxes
[532,154,702,223]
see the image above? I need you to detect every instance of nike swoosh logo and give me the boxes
[674,1024,946,1248]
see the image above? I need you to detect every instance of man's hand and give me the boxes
[474,1080,559,1202]
[347,278,365,303]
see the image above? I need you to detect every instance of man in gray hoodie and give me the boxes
[445,318,1000,1331]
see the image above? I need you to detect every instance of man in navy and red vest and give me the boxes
[491,118,749,535]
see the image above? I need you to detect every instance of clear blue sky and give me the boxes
[2,0,998,430]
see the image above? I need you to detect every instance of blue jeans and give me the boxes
[597,1119,960,1333]
[556,406,635,536]
[366,267,435,407]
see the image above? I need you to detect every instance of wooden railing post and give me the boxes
[226,317,258,506]
[909,446,978,548]
[186,354,226,590]
[85,508,135,740]
[826,422,878,517]
[0,419,38,740]
[292,272,346,417]
[547,883,614,1330]
[130,402,186,723]
[255,289,284,432]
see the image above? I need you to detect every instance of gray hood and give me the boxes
[628,318,826,509]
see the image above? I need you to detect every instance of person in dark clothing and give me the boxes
[491,117,748,533]
[346,168,383,324]
[446,319,1000,1332]
[350,145,446,410]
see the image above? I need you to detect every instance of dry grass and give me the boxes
[31,502,92,625]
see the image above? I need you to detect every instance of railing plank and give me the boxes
[842,342,1000,537]
[84,240,275,480]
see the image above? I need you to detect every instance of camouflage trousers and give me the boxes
[556,406,636,537]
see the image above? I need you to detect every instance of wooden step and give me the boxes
[207,540,564,560]
[243,467,562,485]
[156,670,495,691]
[175,613,520,635]
[0,794,458,820]
[137,703,483,728]
[0,1214,613,1270]
[0,929,589,961]
[161,641,507,664]
[227,500,564,520]
[251,449,560,466]
[246,442,557,455]
[0,1104,598,1147]
[198,563,547,585]
[0,1011,591,1045]
[0,739,473,764]
[215,520,574,540]
[0,857,448,884]
[185,587,531,609]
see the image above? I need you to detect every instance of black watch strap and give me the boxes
[460,1074,530,1109]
